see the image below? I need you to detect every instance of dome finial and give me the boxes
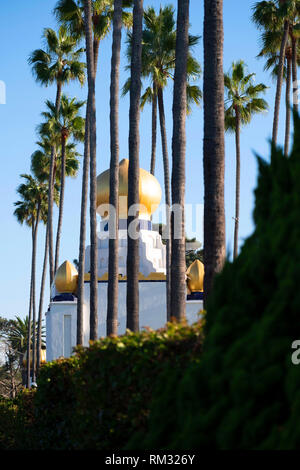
[55,260,78,294]
[186,260,204,293]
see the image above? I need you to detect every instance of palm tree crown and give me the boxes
[14,174,49,227]
[252,0,300,144]
[123,5,201,113]
[28,25,86,88]
[31,140,80,184]
[39,95,85,141]
[54,0,132,45]
[224,60,268,260]
[224,60,268,131]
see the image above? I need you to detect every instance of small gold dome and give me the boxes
[55,260,78,294]
[186,260,204,293]
[96,158,162,220]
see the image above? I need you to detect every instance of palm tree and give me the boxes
[32,139,81,184]
[30,144,63,374]
[252,0,300,145]
[170,0,190,322]
[39,96,85,272]
[203,0,226,303]
[123,5,201,319]
[54,0,132,69]
[107,0,123,336]
[83,0,98,341]
[8,316,46,385]
[257,26,300,155]
[224,60,268,260]
[126,0,143,333]
[36,105,82,357]
[55,0,132,344]
[14,175,48,386]
[29,26,85,286]
[140,6,201,173]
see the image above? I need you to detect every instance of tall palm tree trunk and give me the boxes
[126,0,143,333]
[233,108,240,260]
[272,20,289,145]
[93,37,100,70]
[37,223,49,372]
[285,56,292,156]
[77,37,100,345]
[48,83,62,286]
[31,204,40,384]
[54,133,67,272]
[84,0,98,341]
[203,0,226,303]
[150,83,157,176]
[107,0,122,336]
[157,86,171,321]
[170,0,189,321]
[292,36,298,115]
[77,102,90,345]
[26,222,35,388]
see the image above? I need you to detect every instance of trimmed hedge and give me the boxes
[0,319,204,449]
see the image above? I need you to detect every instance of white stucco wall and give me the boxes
[46,281,203,362]
[84,229,166,279]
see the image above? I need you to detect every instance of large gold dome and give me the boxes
[96,158,162,220]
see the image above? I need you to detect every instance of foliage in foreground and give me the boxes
[0,320,204,449]
[128,115,300,450]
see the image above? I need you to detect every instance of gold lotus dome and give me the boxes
[55,260,78,294]
[96,158,162,220]
[186,260,204,293]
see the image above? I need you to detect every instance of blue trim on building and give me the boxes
[187,292,204,301]
[52,293,77,302]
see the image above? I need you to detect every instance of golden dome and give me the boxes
[186,260,204,293]
[55,260,78,294]
[96,158,162,220]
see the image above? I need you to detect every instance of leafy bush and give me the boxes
[0,319,203,449]
[133,115,300,450]
[0,397,17,449]
[31,357,80,449]
[70,320,203,450]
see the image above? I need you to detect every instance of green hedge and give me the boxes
[0,389,36,450]
[130,115,300,450]
[0,319,204,450]
[0,397,17,449]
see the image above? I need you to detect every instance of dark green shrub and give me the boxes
[14,388,37,449]
[0,397,17,449]
[32,357,80,449]
[70,320,204,449]
[135,115,300,450]
[6,320,203,449]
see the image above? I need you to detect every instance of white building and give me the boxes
[46,159,203,362]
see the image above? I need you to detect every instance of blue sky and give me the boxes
[0,0,288,320]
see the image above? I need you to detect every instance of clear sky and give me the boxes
[0,0,288,320]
